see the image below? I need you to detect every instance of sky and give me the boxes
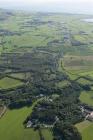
[0,0,93,14]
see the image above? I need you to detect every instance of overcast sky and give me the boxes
[0,0,93,14]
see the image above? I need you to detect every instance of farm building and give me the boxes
[86,112,93,121]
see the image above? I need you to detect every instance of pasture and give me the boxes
[76,121,93,140]
[79,91,93,106]
[0,101,53,140]
[0,77,23,89]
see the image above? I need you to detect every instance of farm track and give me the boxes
[0,106,7,119]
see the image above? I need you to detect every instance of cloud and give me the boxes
[0,0,93,5]
[0,0,93,14]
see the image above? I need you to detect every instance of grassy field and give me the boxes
[0,107,39,140]
[79,91,93,106]
[0,100,53,140]
[76,120,93,140]
[77,91,93,139]
[0,77,23,89]
[42,129,53,140]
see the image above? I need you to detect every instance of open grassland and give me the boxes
[0,77,23,89]
[42,129,53,140]
[76,120,93,140]
[79,91,93,106]
[0,107,40,140]
[0,100,53,140]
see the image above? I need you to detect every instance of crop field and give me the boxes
[63,55,93,71]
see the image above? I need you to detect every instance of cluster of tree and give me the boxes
[0,86,35,109]
[24,82,83,139]
[53,122,82,140]
[0,29,21,36]
[71,40,87,46]
[0,49,67,108]
[27,83,83,124]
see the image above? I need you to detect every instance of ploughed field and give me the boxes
[0,9,93,140]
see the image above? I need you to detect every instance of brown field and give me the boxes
[63,55,93,70]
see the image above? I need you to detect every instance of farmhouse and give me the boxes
[81,106,93,121]
[86,112,93,121]
[26,121,33,128]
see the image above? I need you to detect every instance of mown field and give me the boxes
[0,101,53,140]
[76,121,93,140]
[80,91,93,106]
[76,86,93,140]
[0,107,38,140]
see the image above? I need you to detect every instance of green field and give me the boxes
[0,107,39,140]
[76,121,93,140]
[42,129,53,140]
[77,91,93,139]
[79,91,93,106]
[0,101,53,140]
[0,77,23,89]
